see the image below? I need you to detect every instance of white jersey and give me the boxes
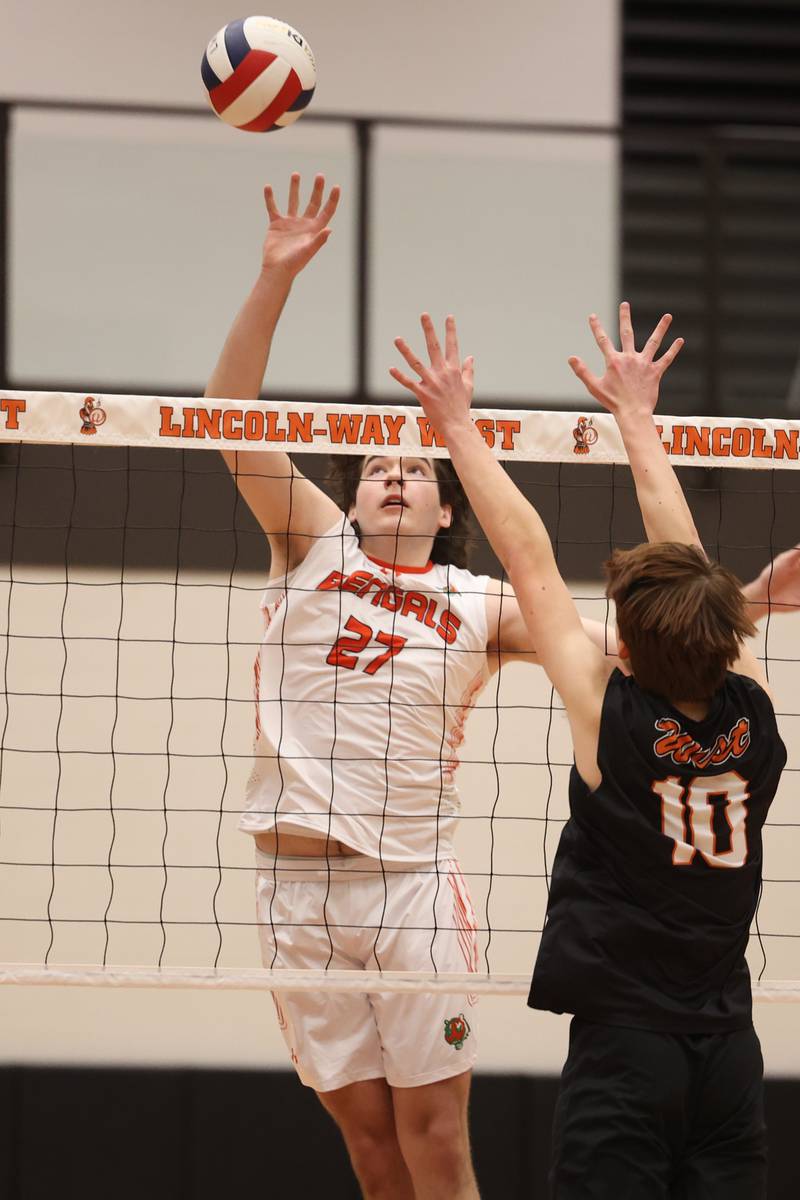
[240,516,491,863]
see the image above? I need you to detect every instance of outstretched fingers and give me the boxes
[642,313,673,362]
[389,365,422,397]
[654,336,685,376]
[444,314,461,364]
[588,313,616,364]
[394,336,433,383]
[303,174,325,218]
[619,301,635,353]
[318,184,341,226]
[267,173,340,229]
[263,184,281,222]
[420,313,444,368]
[568,355,604,402]
[287,171,301,216]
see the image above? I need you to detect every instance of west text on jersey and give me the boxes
[653,716,751,769]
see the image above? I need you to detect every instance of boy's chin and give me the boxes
[362,523,434,541]
[369,511,408,530]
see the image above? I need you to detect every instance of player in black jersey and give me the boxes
[391,304,787,1198]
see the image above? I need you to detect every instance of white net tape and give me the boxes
[2,389,800,467]
[1,966,799,1001]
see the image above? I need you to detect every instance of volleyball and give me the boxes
[201,16,316,133]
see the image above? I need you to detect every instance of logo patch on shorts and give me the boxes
[444,1013,471,1050]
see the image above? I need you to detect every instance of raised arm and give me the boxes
[485,585,619,671]
[209,173,342,575]
[569,301,770,691]
[568,303,692,545]
[391,315,611,789]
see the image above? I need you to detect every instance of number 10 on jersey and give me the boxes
[653,771,750,869]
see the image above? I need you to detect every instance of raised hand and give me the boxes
[568,301,684,419]
[390,313,474,435]
[745,546,800,615]
[261,172,340,280]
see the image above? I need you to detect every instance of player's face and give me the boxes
[351,456,452,541]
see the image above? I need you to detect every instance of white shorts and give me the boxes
[255,853,480,1093]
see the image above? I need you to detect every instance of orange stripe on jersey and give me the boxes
[253,652,262,738]
[447,861,479,973]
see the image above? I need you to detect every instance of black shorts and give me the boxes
[549,1018,767,1200]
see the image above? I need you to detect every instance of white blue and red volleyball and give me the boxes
[201,16,316,133]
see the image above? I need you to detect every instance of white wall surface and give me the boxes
[3,1,618,124]
[9,111,617,402]
[5,1,619,404]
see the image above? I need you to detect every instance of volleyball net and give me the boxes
[0,390,799,998]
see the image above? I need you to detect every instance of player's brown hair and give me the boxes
[605,542,756,701]
[327,455,474,568]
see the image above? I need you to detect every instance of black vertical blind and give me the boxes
[622,0,800,417]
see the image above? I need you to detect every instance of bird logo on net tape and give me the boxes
[78,397,107,436]
[572,415,598,455]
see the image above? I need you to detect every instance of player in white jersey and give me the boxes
[242,515,491,863]
[207,173,621,1200]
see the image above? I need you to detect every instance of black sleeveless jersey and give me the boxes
[529,669,786,1033]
